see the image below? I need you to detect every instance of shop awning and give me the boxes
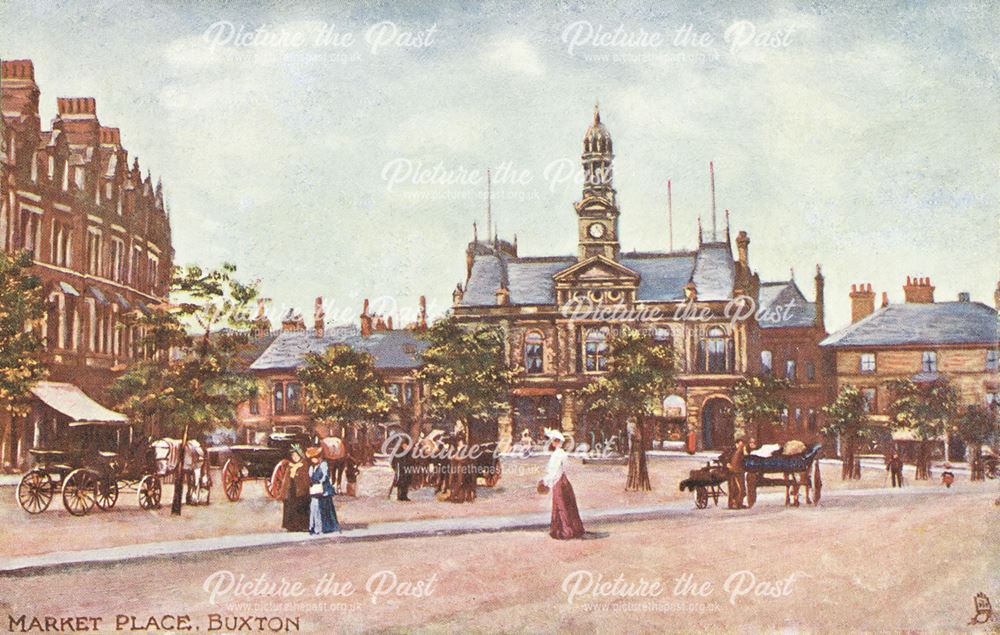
[87,286,109,305]
[59,281,80,296]
[30,381,129,426]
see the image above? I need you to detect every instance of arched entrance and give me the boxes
[701,397,734,450]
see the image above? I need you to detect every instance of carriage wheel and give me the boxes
[695,486,709,509]
[62,469,98,516]
[268,460,289,499]
[745,473,758,508]
[138,475,162,509]
[222,458,243,502]
[95,478,119,510]
[17,470,54,514]
[483,460,502,487]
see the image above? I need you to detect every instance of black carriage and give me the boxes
[221,426,313,501]
[16,420,162,516]
[744,443,823,507]
[679,460,729,509]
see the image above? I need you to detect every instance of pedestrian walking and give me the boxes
[306,447,341,535]
[280,447,310,532]
[887,453,904,488]
[538,429,585,540]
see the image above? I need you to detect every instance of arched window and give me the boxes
[524,331,544,374]
[705,327,728,374]
[584,328,609,372]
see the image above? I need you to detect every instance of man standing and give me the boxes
[887,452,904,488]
[727,434,749,509]
[391,439,413,501]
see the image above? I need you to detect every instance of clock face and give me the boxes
[588,222,605,239]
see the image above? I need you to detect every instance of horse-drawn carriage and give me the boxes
[679,442,823,509]
[16,420,163,516]
[221,426,314,501]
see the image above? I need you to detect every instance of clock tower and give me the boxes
[576,104,620,261]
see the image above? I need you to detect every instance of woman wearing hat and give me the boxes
[280,446,310,532]
[306,446,341,534]
[539,429,585,540]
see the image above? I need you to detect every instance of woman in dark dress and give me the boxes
[280,448,310,532]
[539,429,585,540]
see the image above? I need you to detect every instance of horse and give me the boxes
[318,436,355,493]
[151,438,210,505]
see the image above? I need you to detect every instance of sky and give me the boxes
[2,0,997,331]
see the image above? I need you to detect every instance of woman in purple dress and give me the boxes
[539,429,585,539]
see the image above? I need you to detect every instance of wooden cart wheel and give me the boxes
[17,470,54,514]
[62,469,98,516]
[222,458,243,501]
[268,459,289,499]
[138,474,162,509]
[95,477,119,510]
[483,460,502,487]
[813,461,822,505]
[695,486,709,509]
[745,473,758,508]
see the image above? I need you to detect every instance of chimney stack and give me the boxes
[360,299,373,337]
[957,292,970,303]
[881,291,889,308]
[736,231,749,266]
[452,284,465,306]
[850,283,876,323]
[814,264,825,330]
[417,295,428,331]
[994,281,1000,311]
[313,297,325,337]
[281,309,305,332]
[903,276,935,304]
[387,316,393,331]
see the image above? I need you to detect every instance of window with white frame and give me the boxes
[147,253,159,290]
[87,228,103,276]
[760,350,772,374]
[921,351,937,373]
[860,353,876,374]
[525,331,544,374]
[110,237,126,282]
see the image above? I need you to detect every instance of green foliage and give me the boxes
[954,404,999,447]
[110,262,260,437]
[821,385,872,440]
[416,317,516,441]
[0,250,47,413]
[581,325,677,422]
[885,378,959,441]
[733,374,789,430]
[298,345,393,426]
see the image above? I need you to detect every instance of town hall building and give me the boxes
[451,107,828,450]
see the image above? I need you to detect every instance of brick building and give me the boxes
[1,59,173,469]
[451,107,820,450]
[820,277,1000,459]
[755,267,833,445]
[236,297,429,446]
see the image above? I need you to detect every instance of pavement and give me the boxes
[0,484,981,577]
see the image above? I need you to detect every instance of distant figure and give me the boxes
[391,440,413,501]
[540,429,585,540]
[727,435,749,509]
[887,453,904,488]
[345,459,359,497]
[280,447,310,532]
[306,447,340,534]
[941,463,955,488]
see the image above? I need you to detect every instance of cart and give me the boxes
[679,460,729,508]
[221,428,313,501]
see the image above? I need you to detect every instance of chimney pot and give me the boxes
[958,292,970,302]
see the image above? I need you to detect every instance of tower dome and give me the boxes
[583,103,612,154]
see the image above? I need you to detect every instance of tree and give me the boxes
[886,378,959,480]
[0,250,47,465]
[298,345,393,459]
[581,326,676,491]
[955,405,999,481]
[111,263,260,513]
[733,375,789,443]
[821,385,872,480]
[416,317,516,444]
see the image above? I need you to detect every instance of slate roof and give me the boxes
[820,301,999,348]
[250,328,429,371]
[757,280,818,329]
[459,242,736,306]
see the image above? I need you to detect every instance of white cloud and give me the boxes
[482,36,545,76]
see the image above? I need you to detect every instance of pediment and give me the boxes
[574,195,615,213]
[553,255,639,285]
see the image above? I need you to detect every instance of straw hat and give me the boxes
[305,446,323,459]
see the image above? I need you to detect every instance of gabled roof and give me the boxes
[552,255,640,282]
[820,301,999,348]
[250,329,429,371]
[758,280,817,329]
